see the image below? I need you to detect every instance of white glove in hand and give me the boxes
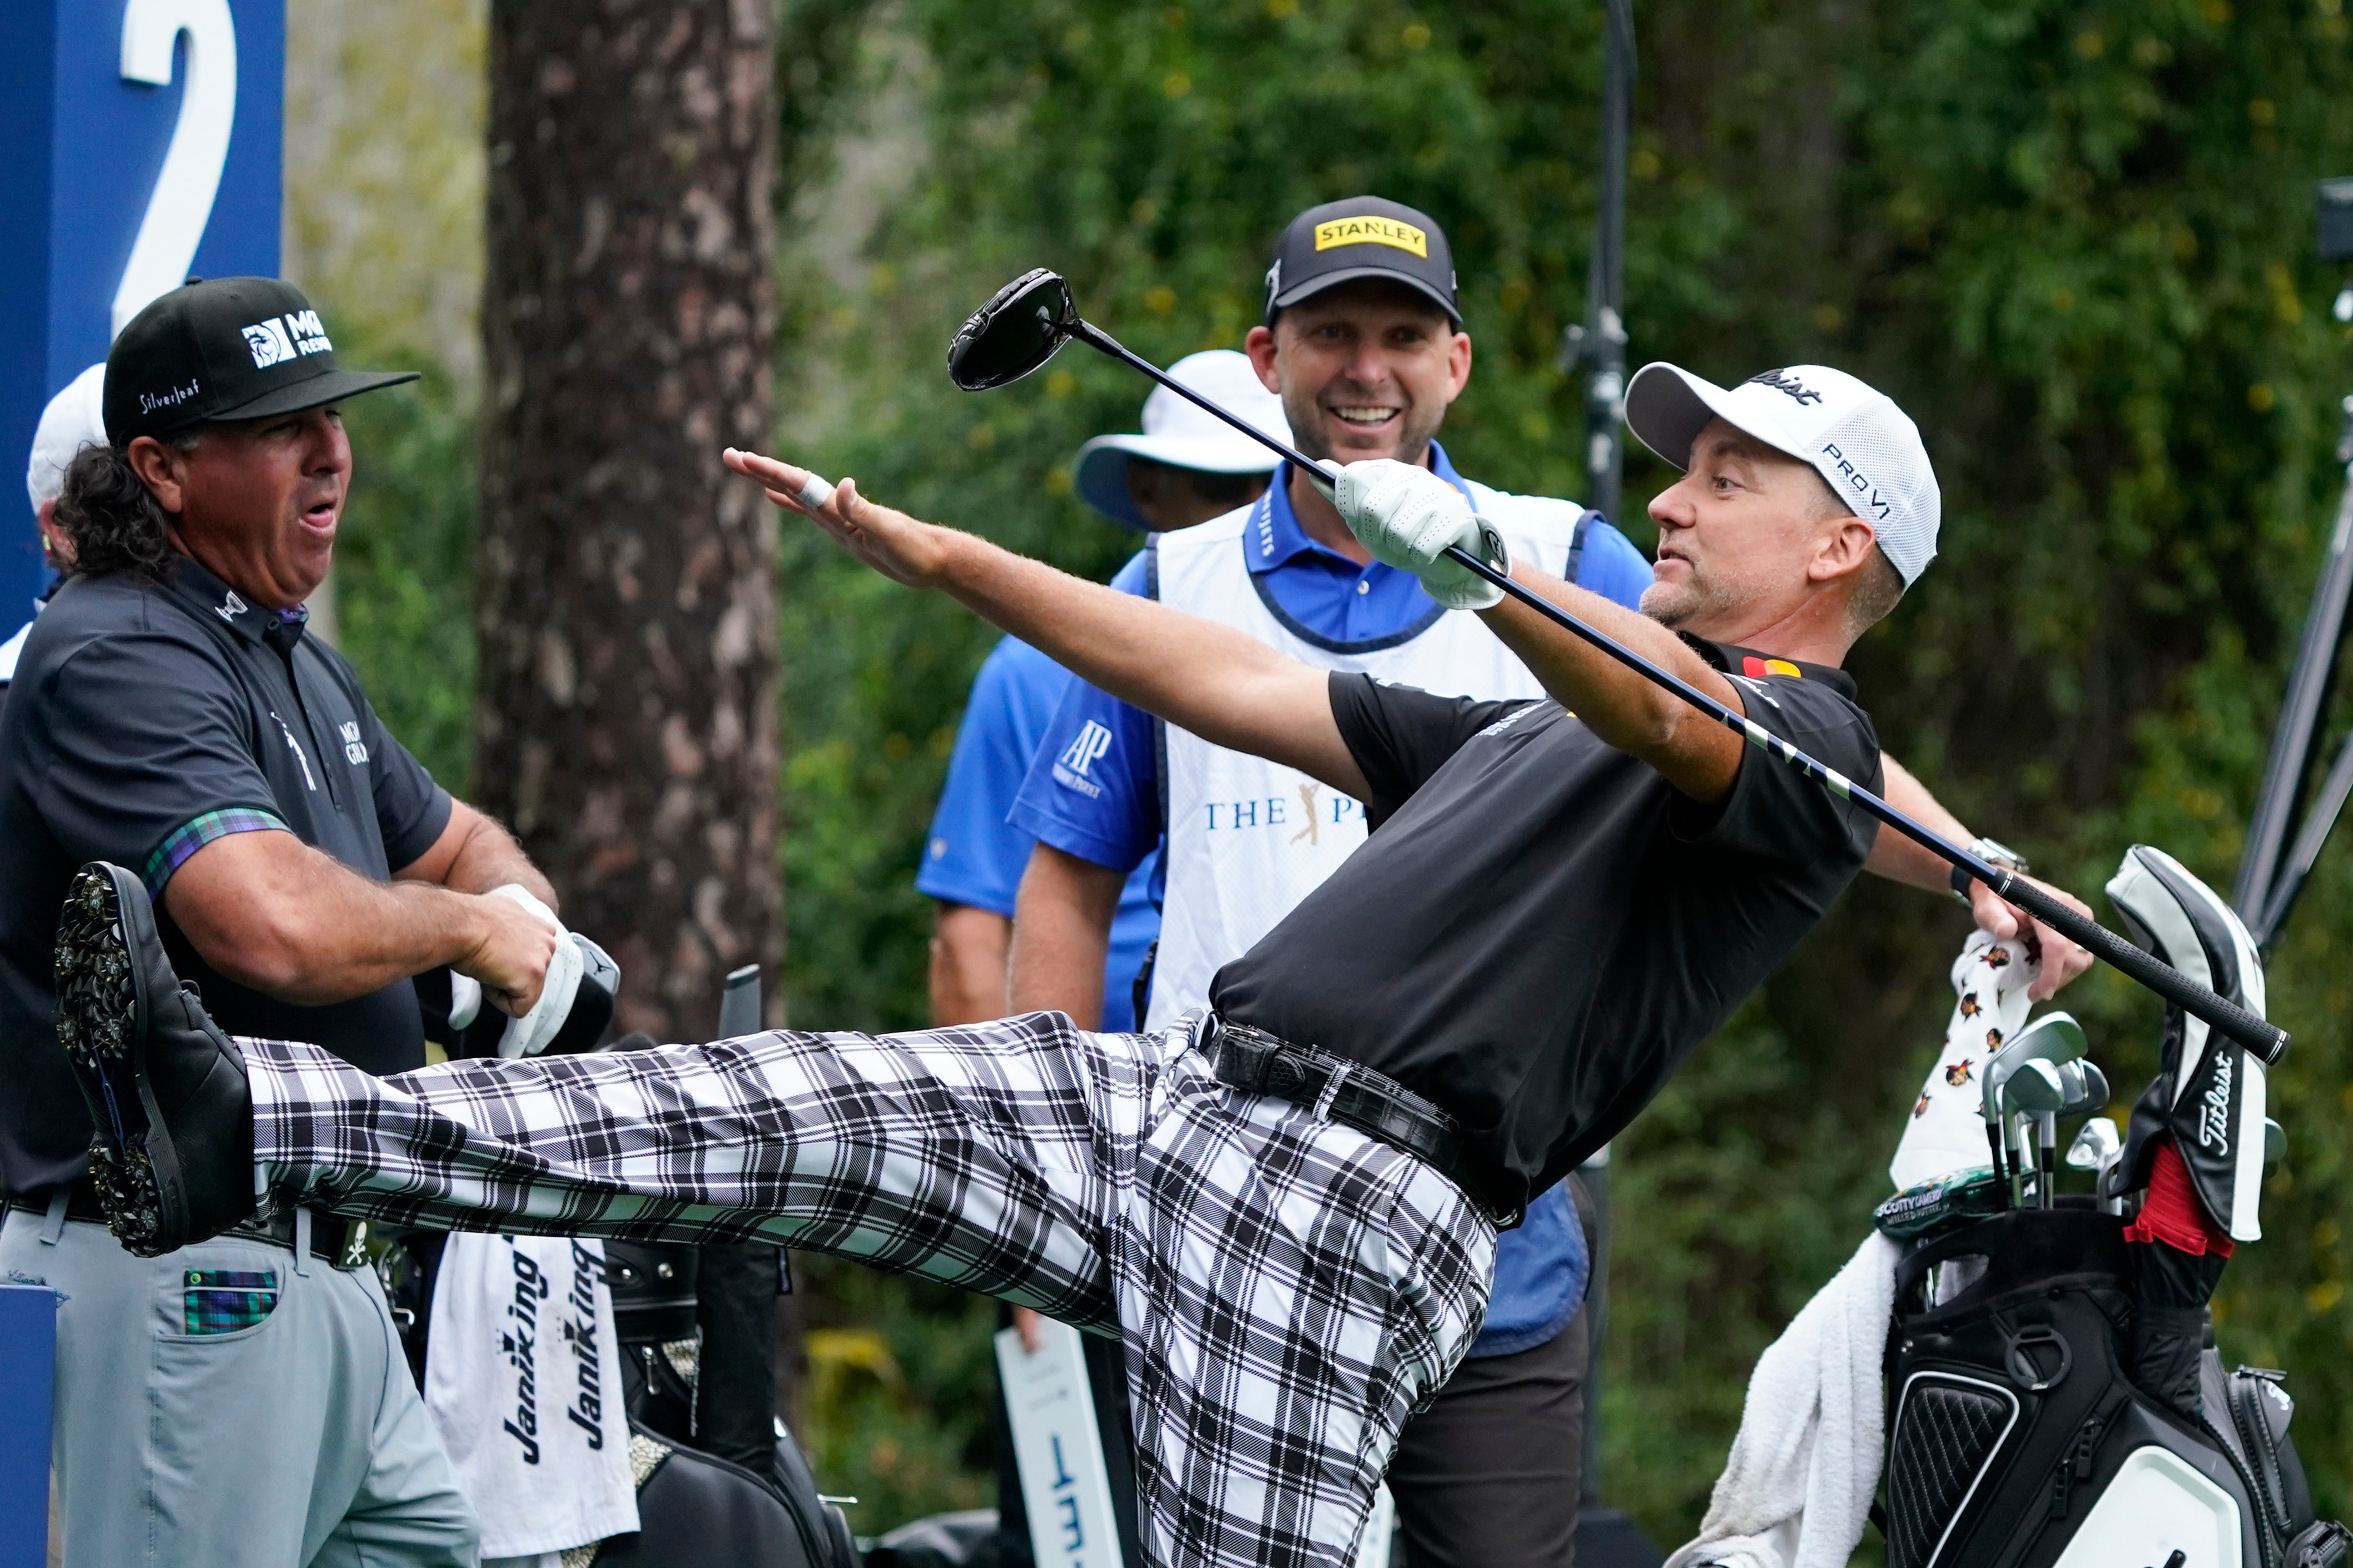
[1331,458,1506,610]
[487,884,583,1059]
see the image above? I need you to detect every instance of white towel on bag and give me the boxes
[1662,1231,1901,1568]
[425,1233,638,1559]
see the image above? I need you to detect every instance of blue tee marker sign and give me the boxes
[0,0,283,611]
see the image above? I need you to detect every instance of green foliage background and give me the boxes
[331,0,2353,1544]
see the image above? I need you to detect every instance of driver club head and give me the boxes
[947,268,1081,390]
[2067,1116,2122,1171]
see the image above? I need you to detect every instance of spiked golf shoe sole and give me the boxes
[54,865,173,1255]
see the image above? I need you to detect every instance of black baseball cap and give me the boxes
[1262,196,1461,326]
[103,276,418,444]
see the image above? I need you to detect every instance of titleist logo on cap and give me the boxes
[1745,369,1823,405]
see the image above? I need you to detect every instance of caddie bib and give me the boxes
[1141,479,1594,1032]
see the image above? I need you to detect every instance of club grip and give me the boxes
[1996,875,2289,1063]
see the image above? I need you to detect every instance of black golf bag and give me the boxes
[1883,1204,2343,1568]
[592,1237,861,1568]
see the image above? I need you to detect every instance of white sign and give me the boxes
[996,1318,1125,1568]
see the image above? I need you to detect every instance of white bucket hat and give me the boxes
[27,364,109,516]
[1075,350,1292,531]
[1624,361,1942,585]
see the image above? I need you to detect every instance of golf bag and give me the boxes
[1883,1204,2334,1568]
[593,1237,860,1568]
[1880,847,2349,1568]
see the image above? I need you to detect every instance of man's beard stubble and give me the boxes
[1639,549,1774,634]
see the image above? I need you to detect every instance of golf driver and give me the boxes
[945,268,2290,1066]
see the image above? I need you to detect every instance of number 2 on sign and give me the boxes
[113,0,238,336]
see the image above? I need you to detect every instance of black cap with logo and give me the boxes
[1263,196,1461,326]
[103,276,418,445]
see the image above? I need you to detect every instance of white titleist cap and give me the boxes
[1075,350,1291,531]
[26,364,110,517]
[1624,361,1940,585]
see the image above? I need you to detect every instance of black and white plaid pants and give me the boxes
[244,1011,1496,1568]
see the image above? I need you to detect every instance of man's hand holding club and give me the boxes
[1328,457,1508,610]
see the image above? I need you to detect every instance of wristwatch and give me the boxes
[1950,835,2029,901]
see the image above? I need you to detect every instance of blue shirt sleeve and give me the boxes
[1572,519,1655,611]
[914,636,1072,916]
[1007,552,1163,873]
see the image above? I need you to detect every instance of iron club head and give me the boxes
[1994,1057,2076,1208]
[1980,1012,2088,1124]
[2002,1058,2069,1116]
[2067,1116,2122,1171]
[2061,1059,2109,1118]
[946,268,1082,390]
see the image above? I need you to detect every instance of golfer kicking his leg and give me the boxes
[62,363,2022,1568]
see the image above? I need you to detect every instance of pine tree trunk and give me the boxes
[476,1,778,1044]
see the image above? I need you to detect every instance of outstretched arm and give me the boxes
[726,449,1368,799]
[1475,559,1749,801]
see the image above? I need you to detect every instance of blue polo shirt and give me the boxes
[916,636,1161,1033]
[1009,444,1653,1357]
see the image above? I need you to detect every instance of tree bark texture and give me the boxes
[478,1,778,1043]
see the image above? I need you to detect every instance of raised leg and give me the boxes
[246,1016,1134,1330]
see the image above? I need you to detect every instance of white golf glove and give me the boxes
[485,883,584,1059]
[1330,458,1508,610]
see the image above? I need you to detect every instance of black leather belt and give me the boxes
[1206,1016,1522,1228]
[6,1181,371,1269]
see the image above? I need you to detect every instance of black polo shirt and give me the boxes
[1209,639,1881,1208]
[0,555,451,1193]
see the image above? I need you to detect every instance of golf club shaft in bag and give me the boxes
[946,272,2290,1064]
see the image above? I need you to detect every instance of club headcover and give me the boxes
[2105,844,2268,1241]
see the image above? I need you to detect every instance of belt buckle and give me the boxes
[334,1217,371,1271]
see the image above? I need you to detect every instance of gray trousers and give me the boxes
[0,1204,478,1568]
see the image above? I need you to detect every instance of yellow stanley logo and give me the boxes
[1313,216,1428,258]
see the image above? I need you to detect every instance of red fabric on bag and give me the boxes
[2122,1138,2234,1257]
